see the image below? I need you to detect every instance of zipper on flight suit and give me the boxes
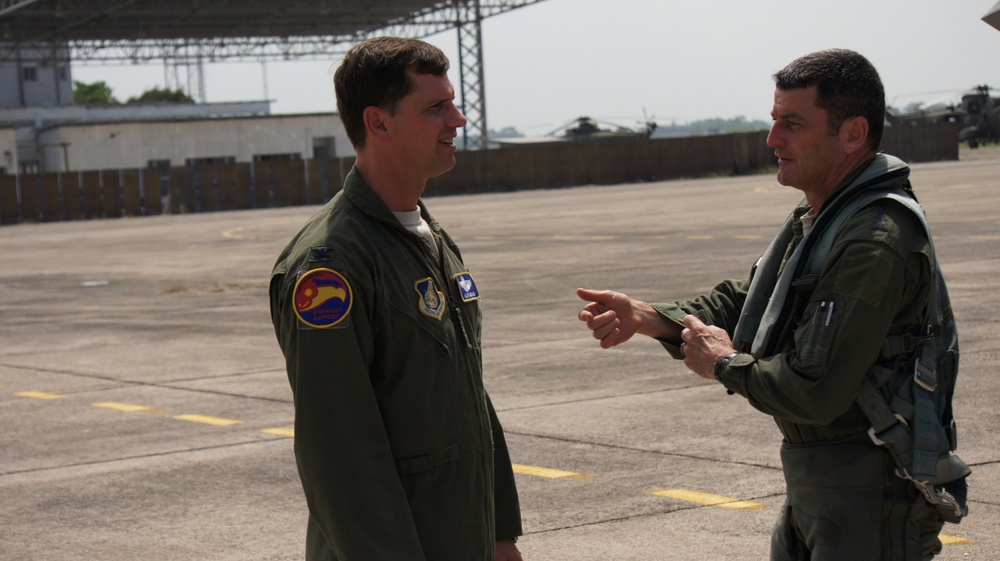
[433,235,474,350]
[404,223,474,350]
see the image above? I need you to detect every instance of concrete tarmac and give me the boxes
[2,148,998,560]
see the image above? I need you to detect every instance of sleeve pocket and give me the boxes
[395,444,460,476]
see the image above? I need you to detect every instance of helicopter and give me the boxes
[888,84,999,148]
[492,115,657,146]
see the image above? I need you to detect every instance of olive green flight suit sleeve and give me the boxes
[487,395,524,541]
[271,267,425,560]
[654,202,931,439]
[651,278,749,357]
[727,202,930,433]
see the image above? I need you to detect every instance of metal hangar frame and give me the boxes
[0,0,548,149]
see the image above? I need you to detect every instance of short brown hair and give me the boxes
[334,36,450,149]
[773,49,885,152]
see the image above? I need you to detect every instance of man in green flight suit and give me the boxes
[577,49,961,560]
[270,36,524,560]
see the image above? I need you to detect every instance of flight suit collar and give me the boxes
[341,165,441,235]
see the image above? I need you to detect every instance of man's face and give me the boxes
[767,86,847,199]
[384,71,467,180]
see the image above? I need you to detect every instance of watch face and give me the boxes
[716,353,737,381]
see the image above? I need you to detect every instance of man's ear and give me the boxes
[363,106,390,142]
[841,116,870,154]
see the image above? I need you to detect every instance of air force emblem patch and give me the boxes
[294,268,352,328]
[454,272,480,302]
[415,277,446,320]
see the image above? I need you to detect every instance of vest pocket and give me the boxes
[795,300,840,365]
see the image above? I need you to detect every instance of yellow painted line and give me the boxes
[551,235,576,241]
[260,427,295,438]
[648,488,764,509]
[590,235,619,240]
[939,534,969,545]
[512,463,596,481]
[172,414,243,426]
[221,225,255,239]
[688,235,715,240]
[91,401,164,414]
[15,391,66,400]
[734,235,763,240]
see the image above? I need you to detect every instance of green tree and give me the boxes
[73,80,120,104]
[126,87,195,104]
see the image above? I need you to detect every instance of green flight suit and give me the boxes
[269,167,522,561]
[652,159,945,560]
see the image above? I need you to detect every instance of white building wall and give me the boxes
[34,113,353,172]
[0,100,271,127]
[0,46,74,108]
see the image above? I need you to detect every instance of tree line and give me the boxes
[73,80,195,105]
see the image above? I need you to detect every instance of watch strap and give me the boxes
[714,352,739,382]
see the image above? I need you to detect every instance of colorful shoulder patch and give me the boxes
[414,277,446,320]
[453,272,480,302]
[294,268,353,328]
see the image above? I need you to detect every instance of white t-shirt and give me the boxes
[393,208,438,258]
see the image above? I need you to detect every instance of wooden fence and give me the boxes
[0,122,959,226]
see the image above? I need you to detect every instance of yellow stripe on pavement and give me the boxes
[221,226,253,239]
[172,414,243,426]
[939,534,969,545]
[512,463,596,481]
[91,401,164,413]
[688,235,715,240]
[16,391,66,400]
[648,488,764,509]
[260,427,295,438]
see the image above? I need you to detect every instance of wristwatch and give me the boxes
[714,352,739,382]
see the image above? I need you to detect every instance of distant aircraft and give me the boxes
[887,85,999,148]
[492,116,657,146]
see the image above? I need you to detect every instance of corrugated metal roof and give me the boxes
[1,0,439,42]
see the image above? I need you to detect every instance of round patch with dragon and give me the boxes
[293,268,353,328]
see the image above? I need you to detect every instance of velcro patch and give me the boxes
[415,277,446,320]
[294,268,353,328]
[454,272,480,302]
[834,245,892,307]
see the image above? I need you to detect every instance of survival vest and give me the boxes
[733,154,970,523]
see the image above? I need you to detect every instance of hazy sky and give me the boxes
[73,0,1000,135]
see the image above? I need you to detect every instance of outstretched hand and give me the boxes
[576,288,649,348]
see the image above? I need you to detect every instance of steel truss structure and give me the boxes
[1,0,546,148]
